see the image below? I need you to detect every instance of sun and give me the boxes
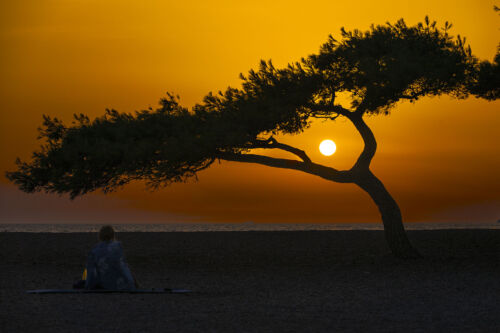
[319,140,336,156]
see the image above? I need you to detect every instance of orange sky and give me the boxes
[0,1,499,224]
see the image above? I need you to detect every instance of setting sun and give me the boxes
[319,140,336,156]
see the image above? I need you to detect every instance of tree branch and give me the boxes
[218,152,353,183]
[312,114,341,121]
[306,103,352,118]
[344,112,377,171]
[250,137,312,163]
[304,102,377,172]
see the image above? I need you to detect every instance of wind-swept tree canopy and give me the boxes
[468,46,500,100]
[7,18,498,257]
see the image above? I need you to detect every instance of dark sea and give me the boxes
[1,222,499,233]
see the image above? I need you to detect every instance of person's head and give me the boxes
[98,225,115,242]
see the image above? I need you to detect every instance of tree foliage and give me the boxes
[312,18,479,114]
[6,18,497,198]
[468,46,500,100]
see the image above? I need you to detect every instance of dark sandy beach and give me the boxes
[1,230,499,332]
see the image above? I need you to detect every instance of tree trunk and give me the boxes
[355,170,420,259]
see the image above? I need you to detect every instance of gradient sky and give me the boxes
[0,1,499,224]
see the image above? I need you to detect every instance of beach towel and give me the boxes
[26,288,191,294]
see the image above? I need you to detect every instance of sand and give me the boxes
[0,230,499,332]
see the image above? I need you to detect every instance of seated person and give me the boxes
[84,225,137,290]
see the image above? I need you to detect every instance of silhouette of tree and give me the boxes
[7,18,498,258]
[468,6,500,100]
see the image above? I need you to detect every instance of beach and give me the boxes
[1,230,499,332]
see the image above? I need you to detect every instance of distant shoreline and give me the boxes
[1,222,499,233]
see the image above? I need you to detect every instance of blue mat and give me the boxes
[26,288,191,294]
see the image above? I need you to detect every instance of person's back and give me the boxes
[85,226,136,290]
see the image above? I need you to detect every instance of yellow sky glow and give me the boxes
[0,1,499,223]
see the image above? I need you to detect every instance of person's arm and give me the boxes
[84,251,98,290]
[117,242,136,289]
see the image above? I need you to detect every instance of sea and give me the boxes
[1,222,499,233]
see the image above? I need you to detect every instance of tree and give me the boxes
[469,5,500,100]
[6,18,498,258]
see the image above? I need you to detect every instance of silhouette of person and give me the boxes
[83,225,137,290]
